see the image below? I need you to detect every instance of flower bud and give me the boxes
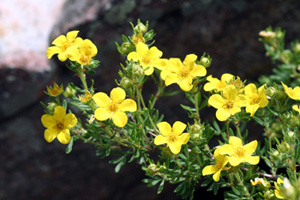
[289,116,300,127]
[277,142,290,154]
[134,22,147,33]
[79,91,92,104]
[280,50,293,64]
[263,190,275,200]
[47,102,57,114]
[293,43,300,53]
[265,86,276,98]
[288,131,295,138]
[63,85,76,98]
[200,56,212,68]
[120,77,133,89]
[132,64,144,76]
[145,164,159,176]
[120,42,134,55]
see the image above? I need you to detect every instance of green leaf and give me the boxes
[157,180,165,194]
[65,137,74,154]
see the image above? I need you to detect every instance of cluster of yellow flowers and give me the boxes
[204,73,269,121]
[202,136,259,182]
[46,30,98,65]
[127,42,207,91]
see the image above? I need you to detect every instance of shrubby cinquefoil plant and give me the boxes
[41,20,300,199]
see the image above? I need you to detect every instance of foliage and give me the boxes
[41,20,300,199]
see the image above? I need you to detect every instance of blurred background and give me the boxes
[1,0,300,199]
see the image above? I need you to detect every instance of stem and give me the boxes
[235,121,242,139]
[78,66,88,91]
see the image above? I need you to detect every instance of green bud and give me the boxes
[132,64,144,76]
[63,85,76,98]
[120,42,134,55]
[120,77,133,89]
[266,86,276,97]
[199,56,212,68]
[290,116,300,127]
[145,164,160,176]
[277,142,290,154]
[134,22,147,33]
[280,50,293,64]
[88,60,100,69]
[47,102,57,114]
[263,190,275,200]
[270,150,282,161]
[293,43,300,53]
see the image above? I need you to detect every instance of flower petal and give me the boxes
[216,108,231,121]
[54,106,66,121]
[190,65,207,77]
[218,144,234,155]
[243,140,258,154]
[202,165,217,176]
[228,155,242,166]
[244,83,257,96]
[149,46,162,58]
[57,129,71,144]
[157,122,171,136]
[79,39,98,57]
[57,52,69,62]
[154,135,167,145]
[94,108,111,121]
[52,35,66,46]
[119,99,137,112]
[44,129,57,143]
[46,46,60,59]
[243,155,260,165]
[112,111,128,127]
[177,133,190,144]
[229,136,243,148]
[208,94,225,109]
[212,170,222,182]
[110,87,126,103]
[178,79,193,91]
[66,30,79,42]
[41,114,55,128]
[172,121,187,135]
[136,42,148,56]
[93,92,110,107]
[168,142,182,154]
[64,113,78,128]
[127,52,140,62]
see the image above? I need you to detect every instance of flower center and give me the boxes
[250,95,260,105]
[224,100,234,109]
[235,147,245,157]
[179,68,189,79]
[167,133,177,143]
[61,41,71,51]
[109,102,119,113]
[141,53,151,65]
[56,121,64,131]
[79,55,91,65]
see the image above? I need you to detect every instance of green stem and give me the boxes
[78,66,88,91]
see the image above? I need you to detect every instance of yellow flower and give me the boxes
[208,85,246,121]
[46,30,83,61]
[250,178,269,187]
[47,83,63,97]
[244,83,269,116]
[154,121,190,154]
[275,178,285,199]
[281,82,300,100]
[127,42,163,75]
[203,73,234,92]
[218,136,259,166]
[163,54,207,91]
[41,106,78,144]
[68,39,98,65]
[202,148,229,182]
[131,32,145,45]
[92,87,137,127]
[292,104,300,113]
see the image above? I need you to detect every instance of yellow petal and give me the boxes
[202,165,217,176]
[229,136,243,147]
[216,108,231,121]
[93,92,110,107]
[44,129,57,143]
[57,129,71,144]
[57,52,68,62]
[46,46,60,59]
[67,45,80,61]
[293,105,300,113]
[178,79,193,91]
[244,155,260,165]
[66,30,80,42]
[149,46,162,58]
[223,85,238,100]
[164,73,178,86]
[190,65,207,77]
[52,35,66,46]
[208,94,225,109]
[143,66,154,76]
[127,52,140,62]
[119,99,137,112]
[64,113,78,128]
[79,39,98,57]
[228,155,242,166]
[177,133,190,144]
[112,111,128,127]
[172,121,187,135]
[219,144,235,156]
[154,135,167,145]
[183,54,197,67]
[41,114,55,128]
[94,108,111,121]
[157,122,171,136]
[212,170,222,182]
[243,140,258,154]
[168,142,182,154]
[110,87,126,103]
[246,104,260,116]
[53,106,66,121]
[136,42,148,56]
[244,83,257,96]
[221,73,234,83]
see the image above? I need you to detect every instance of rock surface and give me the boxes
[1,0,300,199]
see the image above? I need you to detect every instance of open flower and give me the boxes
[163,54,207,91]
[250,178,269,187]
[92,87,137,127]
[244,83,269,116]
[202,148,229,182]
[275,178,285,199]
[46,30,83,61]
[68,39,98,65]
[203,73,234,92]
[218,136,259,166]
[127,42,163,75]
[154,121,190,154]
[41,106,78,144]
[46,83,63,97]
[281,82,300,100]
[208,85,246,121]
